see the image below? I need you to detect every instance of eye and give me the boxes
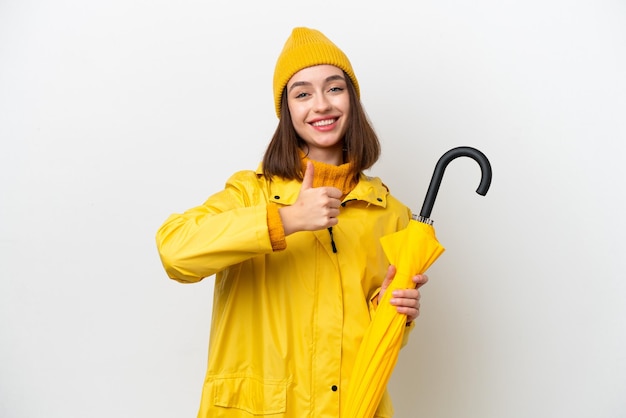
[328,86,344,93]
[294,92,309,99]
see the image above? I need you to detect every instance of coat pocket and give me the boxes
[212,375,288,415]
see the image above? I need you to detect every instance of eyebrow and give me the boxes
[288,74,346,93]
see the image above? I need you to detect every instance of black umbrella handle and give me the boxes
[419,146,492,219]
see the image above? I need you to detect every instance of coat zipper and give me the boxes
[327,227,338,253]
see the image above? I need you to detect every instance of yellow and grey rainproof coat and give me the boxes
[156,161,414,418]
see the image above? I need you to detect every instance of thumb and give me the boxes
[379,265,396,303]
[301,161,314,190]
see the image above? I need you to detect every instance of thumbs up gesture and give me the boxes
[279,161,343,236]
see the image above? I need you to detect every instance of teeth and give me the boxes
[312,119,335,127]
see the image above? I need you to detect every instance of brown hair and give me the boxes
[262,73,380,181]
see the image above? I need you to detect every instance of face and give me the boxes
[286,64,350,164]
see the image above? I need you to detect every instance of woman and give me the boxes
[156,27,428,418]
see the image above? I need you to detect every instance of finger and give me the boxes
[301,161,314,191]
[391,301,419,321]
[395,305,419,316]
[378,265,396,303]
[406,306,420,322]
[326,186,343,200]
[391,295,420,319]
[413,274,429,289]
[380,266,394,293]
[391,288,419,301]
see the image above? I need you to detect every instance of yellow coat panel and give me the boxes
[156,168,413,417]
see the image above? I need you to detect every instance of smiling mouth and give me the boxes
[311,118,337,127]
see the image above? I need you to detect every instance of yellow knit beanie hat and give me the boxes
[273,27,360,118]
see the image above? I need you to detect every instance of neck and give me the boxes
[301,145,344,166]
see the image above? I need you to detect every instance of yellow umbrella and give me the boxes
[342,146,492,418]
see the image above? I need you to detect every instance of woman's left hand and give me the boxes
[378,265,429,324]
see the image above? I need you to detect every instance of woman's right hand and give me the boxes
[279,161,342,235]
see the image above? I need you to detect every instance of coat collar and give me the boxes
[256,165,389,208]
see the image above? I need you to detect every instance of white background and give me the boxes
[1,1,625,417]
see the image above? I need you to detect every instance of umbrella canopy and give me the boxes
[342,146,492,418]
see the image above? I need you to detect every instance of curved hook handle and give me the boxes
[419,146,492,219]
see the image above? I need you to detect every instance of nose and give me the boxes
[312,93,332,112]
